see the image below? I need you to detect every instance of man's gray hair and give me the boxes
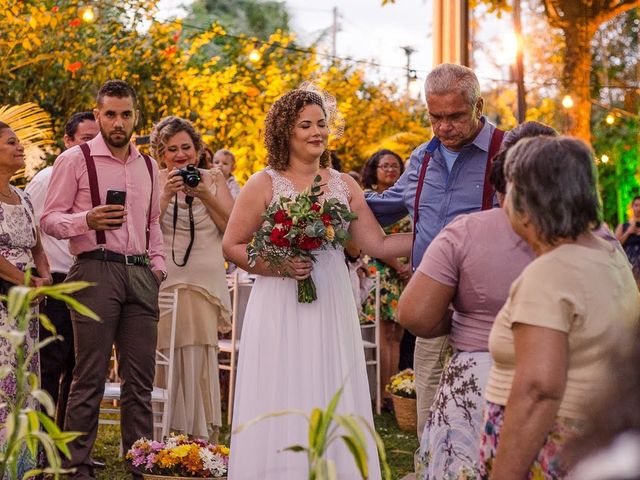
[424,63,481,106]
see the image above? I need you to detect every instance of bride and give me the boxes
[222,87,411,479]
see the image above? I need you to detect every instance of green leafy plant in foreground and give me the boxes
[0,277,98,479]
[235,386,391,480]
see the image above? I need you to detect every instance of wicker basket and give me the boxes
[142,476,226,480]
[391,393,417,432]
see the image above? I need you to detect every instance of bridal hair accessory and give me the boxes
[298,81,345,140]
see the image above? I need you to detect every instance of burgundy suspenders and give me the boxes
[79,143,154,250]
[412,127,505,252]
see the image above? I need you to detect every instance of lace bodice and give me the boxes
[264,167,353,231]
[265,167,351,205]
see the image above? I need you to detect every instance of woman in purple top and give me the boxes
[398,122,556,479]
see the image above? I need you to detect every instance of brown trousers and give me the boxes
[62,258,160,479]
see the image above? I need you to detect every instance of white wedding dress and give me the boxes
[228,168,381,480]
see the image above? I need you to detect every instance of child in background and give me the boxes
[213,149,241,199]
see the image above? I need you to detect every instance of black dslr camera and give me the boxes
[177,164,201,188]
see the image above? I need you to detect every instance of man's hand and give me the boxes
[86,205,126,231]
[396,263,413,282]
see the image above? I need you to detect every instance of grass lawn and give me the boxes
[93,411,418,479]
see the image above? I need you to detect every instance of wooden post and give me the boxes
[433,0,469,66]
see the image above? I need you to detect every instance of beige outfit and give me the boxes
[414,336,449,437]
[158,188,232,437]
[487,237,640,420]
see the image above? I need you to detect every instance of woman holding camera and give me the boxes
[150,116,233,441]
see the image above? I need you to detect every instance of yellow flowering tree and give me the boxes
[1,0,429,181]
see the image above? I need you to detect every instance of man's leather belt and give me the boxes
[77,249,149,266]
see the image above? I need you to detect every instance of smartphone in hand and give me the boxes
[106,189,127,206]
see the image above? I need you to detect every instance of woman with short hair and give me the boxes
[481,136,639,479]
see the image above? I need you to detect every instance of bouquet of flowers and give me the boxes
[126,434,229,478]
[247,175,357,303]
[385,369,416,399]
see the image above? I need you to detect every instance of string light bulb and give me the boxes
[248,49,261,63]
[561,95,574,109]
[81,7,95,23]
[601,154,610,164]
[605,113,615,125]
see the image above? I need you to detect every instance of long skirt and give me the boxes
[479,402,583,479]
[416,351,490,480]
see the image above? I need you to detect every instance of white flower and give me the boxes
[200,449,227,476]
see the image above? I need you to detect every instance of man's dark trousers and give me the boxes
[39,272,74,428]
[62,258,160,479]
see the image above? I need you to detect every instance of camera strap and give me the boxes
[171,194,195,267]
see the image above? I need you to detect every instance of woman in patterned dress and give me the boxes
[360,150,412,405]
[0,122,52,478]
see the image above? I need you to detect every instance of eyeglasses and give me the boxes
[377,164,401,171]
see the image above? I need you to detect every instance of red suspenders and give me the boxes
[79,143,154,250]
[411,128,505,255]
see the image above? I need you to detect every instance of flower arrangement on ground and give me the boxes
[247,175,357,303]
[126,434,229,478]
[385,369,416,399]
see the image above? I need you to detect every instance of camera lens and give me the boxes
[179,165,201,188]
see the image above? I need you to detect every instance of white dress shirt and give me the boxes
[25,166,74,273]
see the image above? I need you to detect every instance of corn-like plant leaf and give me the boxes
[358,415,392,480]
[44,292,100,321]
[37,313,56,335]
[282,444,306,453]
[308,407,323,449]
[31,389,55,417]
[339,435,368,478]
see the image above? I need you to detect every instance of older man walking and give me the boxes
[366,63,505,438]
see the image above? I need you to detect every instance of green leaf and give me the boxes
[339,435,368,478]
[46,292,99,321]
[358,415,392,480]
[333,415,368,459]
[31,389,55,416]
[282,444,307,453]
[37,313,56,335]
[308,407,323,449]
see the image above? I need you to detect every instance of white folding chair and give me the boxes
[99,289,179,441]
[219,271,252,424]
[361,271,381,414]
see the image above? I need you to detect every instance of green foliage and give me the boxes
[0,277,98,479]
[235,387,392,480]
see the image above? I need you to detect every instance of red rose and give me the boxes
[297,235,323,250]
[321,213,332,226]
[310,203,321,212]
[270,227,290,247]
[274,209,288,223]
[282,218,293,228]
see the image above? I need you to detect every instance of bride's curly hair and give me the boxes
[264,90,330,171]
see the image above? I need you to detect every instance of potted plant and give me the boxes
[126,433,229,479]
[385,369,417,432]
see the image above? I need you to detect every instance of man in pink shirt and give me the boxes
[41,80,166,479]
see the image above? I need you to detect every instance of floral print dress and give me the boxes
[0,187,39,478]
[360,215,412,323]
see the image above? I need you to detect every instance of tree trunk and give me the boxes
[562,21,596,143]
